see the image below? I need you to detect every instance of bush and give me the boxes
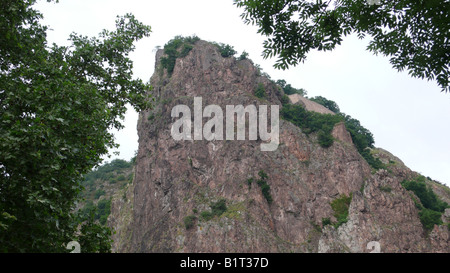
[96,198,111,225]
[280,94,290,105]
[338,113,384,170]
[402,176,449,212]
[82,159,133,184]
[276,79,307,96]
[310,96,340,114]
[360,149,385,170]
[419,208,443,231]
[401,175,449,231]
[79,199,111,226]
[255,83,266,98]
[256,170,272,204]
[322,217,332,227]
[330,194,352,228]
[160,35,200,75]
[212,42,237,57]
[247,178,254,189]
[318,125,334,148]
[183,215,196,229]
[200,211,213,221]
[199,199,228,222]
[180,44,193,57]
[302,94,385,170]
[281,104,343,148]
[94,189,106,199]
[211,199,227,216]
[238,51,249,60]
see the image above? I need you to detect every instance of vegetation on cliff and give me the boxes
[281,103,343,148]
[284,93,384,170]
[276,79,307,97]
[78,158,135,227]
[160,35,238,76]
[402,175,449,231]
[160,35,200,75]
[322,194,352,229]
[247,171,273,205]
[158,35,382,170]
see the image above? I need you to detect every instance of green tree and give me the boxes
[340,113,384,169]
[210,199,227,216]
[402,176,449,213]
[76,210,113,253]
[184,215,196,229]
[402,175,449,231]
[0,0,152,252]
[419,208,443,231]
[276,79,307,96]
[330,194,352,228]
[160,35,200,75]
[255,83,266,98]
[281,103,343,147]
[280,94,290,105]
[238,51,250,60]
[212,42,238,58]
[310,96,340,113]
[235,0,449,92]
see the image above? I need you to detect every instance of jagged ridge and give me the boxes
[108,38,449,253]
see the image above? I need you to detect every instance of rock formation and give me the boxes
[109,40,449,253]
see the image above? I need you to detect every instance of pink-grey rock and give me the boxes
[109,40,449,253]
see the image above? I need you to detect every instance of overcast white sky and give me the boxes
[34,0,450,186]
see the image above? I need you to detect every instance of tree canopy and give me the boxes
[234,0,450,92]
[0,0,152,252]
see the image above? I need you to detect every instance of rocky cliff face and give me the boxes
[109,40,449,253]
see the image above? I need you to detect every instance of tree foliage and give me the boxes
[235,0,450,92]
[402,176,449,213]
[281,103,343,147]
[238,51,250,60]
[256,170,273,204]
[212,42,238,58]
[310,96,340,113]
[276,79,307,96]
[0,0,151,252]
[160,35,200,75]
[255,83,266,98]
[79,198,112,226]
[281,93,384,168]
[210,199,228,216]
[339,113,384,170]
[402,175,449,231]
[82,159,133,184]
[330,193,352,228]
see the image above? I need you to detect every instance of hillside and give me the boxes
[77,159,135,226]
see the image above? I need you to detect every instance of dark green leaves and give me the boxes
[160,35,200,75]
[255,83,266,98]
[281,103,343,148]
[402,176,449,213]
[402,175,449,231]
[330,193,352,228]
[256,170,272,204]
[235,0,450,92]
[0,1,151,252]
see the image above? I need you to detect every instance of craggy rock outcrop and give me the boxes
[109,40,449,253]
